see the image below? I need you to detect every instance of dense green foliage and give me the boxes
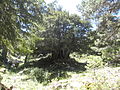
[0,0,44,64]
[34,9,92,59]
[0,0,43,47]
[78,0,120,63]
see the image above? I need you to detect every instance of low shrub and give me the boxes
[85,55,104,69]
[29,68,50,84]
[70,53,104,69]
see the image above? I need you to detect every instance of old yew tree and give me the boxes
[33,7,92,61]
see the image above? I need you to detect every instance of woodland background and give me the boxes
[0,0,120,89]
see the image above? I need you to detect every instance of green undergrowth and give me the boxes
[0,55,120,90]
[0,66,120,90]
[70,54,105,69]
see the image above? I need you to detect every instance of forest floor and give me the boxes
[0,66,120,90]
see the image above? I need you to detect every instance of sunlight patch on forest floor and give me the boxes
[45,67,120,90]
[0,67,120,90]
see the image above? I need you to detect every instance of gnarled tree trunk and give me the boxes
[52,48,70,60]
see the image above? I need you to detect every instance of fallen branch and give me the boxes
[0,83,13,90]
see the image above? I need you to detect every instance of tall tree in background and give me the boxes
[78,0,120,61]
[0,0,44,64]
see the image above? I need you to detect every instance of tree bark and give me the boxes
[24,54,29,64]
[52,49,70,60]
[1,45,8,64]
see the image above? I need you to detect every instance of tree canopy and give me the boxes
[78,0,120,61]
[0,0,119,68]
[33,8,92,59]
[0,0,44,63]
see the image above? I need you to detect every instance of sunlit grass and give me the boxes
[0,66,120,90]
[0,55,119,90]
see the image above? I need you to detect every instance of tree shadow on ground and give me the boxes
[19,56,87,72]
[10,57,88,84]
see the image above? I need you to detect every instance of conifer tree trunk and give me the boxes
[1,45,8,64]
[24,54,29,64]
